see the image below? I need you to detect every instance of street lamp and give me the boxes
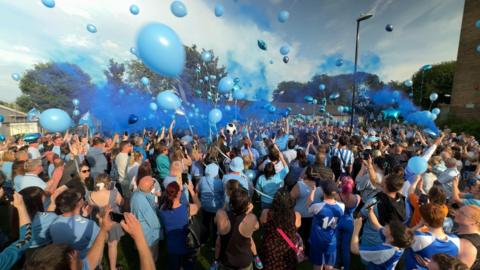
[350,12,374,134]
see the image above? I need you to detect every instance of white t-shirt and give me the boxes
[282,149,297,165]
[115,152,129,183]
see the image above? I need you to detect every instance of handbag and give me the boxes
[276,228,306,263]
[185,206,204,249]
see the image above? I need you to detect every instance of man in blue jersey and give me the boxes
[405,203,460,270]
[308,180,345,270]
[351,208,414,270]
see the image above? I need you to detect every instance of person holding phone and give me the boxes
[87,173,124,270]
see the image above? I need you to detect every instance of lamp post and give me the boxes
[350,12,373,134]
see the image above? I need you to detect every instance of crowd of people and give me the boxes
[0,117,479,270]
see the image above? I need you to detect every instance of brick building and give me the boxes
[450,0,480,118]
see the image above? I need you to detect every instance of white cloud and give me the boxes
[60,34,94,48]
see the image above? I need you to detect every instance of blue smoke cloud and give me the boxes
[369,87,439,134]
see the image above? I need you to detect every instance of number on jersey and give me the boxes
[321,217,337,229]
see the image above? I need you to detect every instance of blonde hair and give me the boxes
[242,155,252,170]
[130,152,143,166]
[2,151,15,162]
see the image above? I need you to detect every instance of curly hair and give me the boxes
[269,188,296,238]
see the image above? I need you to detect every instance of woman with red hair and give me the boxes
[335,176,361,270]
[159,181,201,270]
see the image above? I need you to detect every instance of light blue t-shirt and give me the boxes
[256,166,289,205]
[222,173,250,192]
[462,193,480,206]
[1,161,13,182]
[49,215,99,258]
[294,181,324,217]
[198,176,225,213]
[30,212,58,248]
[130,191,163,246]
[14,174,47,192]
[276,134,290,151]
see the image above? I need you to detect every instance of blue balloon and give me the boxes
[278,10,289,23]
[119,88,125,94]
[23,133,41,142]
[72,98,80,106]
[319,83,326,91]
[337,106,344,113]
[233,77,240,84]
[421,64,432,71]
[432,108,441,115]
[141,77,149,85]
[304,96,314,102]
[214,4,224,17]
[329,92,340,100]
[130,47,137,56]
[41,0,55,8]
[11,73,21,81]
[268,105,277,113]
[283,56,289,63]
[72,109,80,116]
[129,4,140,15]
[156,90,182,110]
[404,79,413,87]
[170,1,187,17]
[269,60,274,64]
[407,156,428,174]
[233,89,245,100]
[280,46,290,55]
[257,40,267,51]
[476,20,480,29]
[429,92,438,102]
[39,108,72,132]
[201,51,212,62]
[336,58,343,67]
[0,115,4,123]
[209,108,222,124]
[218,76,234,94]
[150,102,158,111]
[86,24,97,33]
[385,24,394,32]
[204,76,209,81]
[245,169,257,181]
[0,135,5,142]
[136,23,185,77]
[225,105,231,111]
[128,114,139,124]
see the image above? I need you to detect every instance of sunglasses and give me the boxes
[81,169,90,173]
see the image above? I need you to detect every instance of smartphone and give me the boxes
[109,212,124,223]
[364,198,379,210]
[3,187,14,202]
[363,150,372,160]
[419,194,428,205]
[181,173,189,185]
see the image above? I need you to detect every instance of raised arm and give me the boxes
[121,213,156,270]
[367,207,382,231]
[452,176,463,204]
[350,218,363,255]
[85,208,112,269]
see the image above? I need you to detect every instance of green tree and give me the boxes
[411,61,456,108]
[15,62,95,112]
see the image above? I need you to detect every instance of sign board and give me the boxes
[8,122,39,136]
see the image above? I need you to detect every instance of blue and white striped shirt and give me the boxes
[330,147,354,172]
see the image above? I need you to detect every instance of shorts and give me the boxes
[309,246,336,266]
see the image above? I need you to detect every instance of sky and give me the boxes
[0,0,465,102]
